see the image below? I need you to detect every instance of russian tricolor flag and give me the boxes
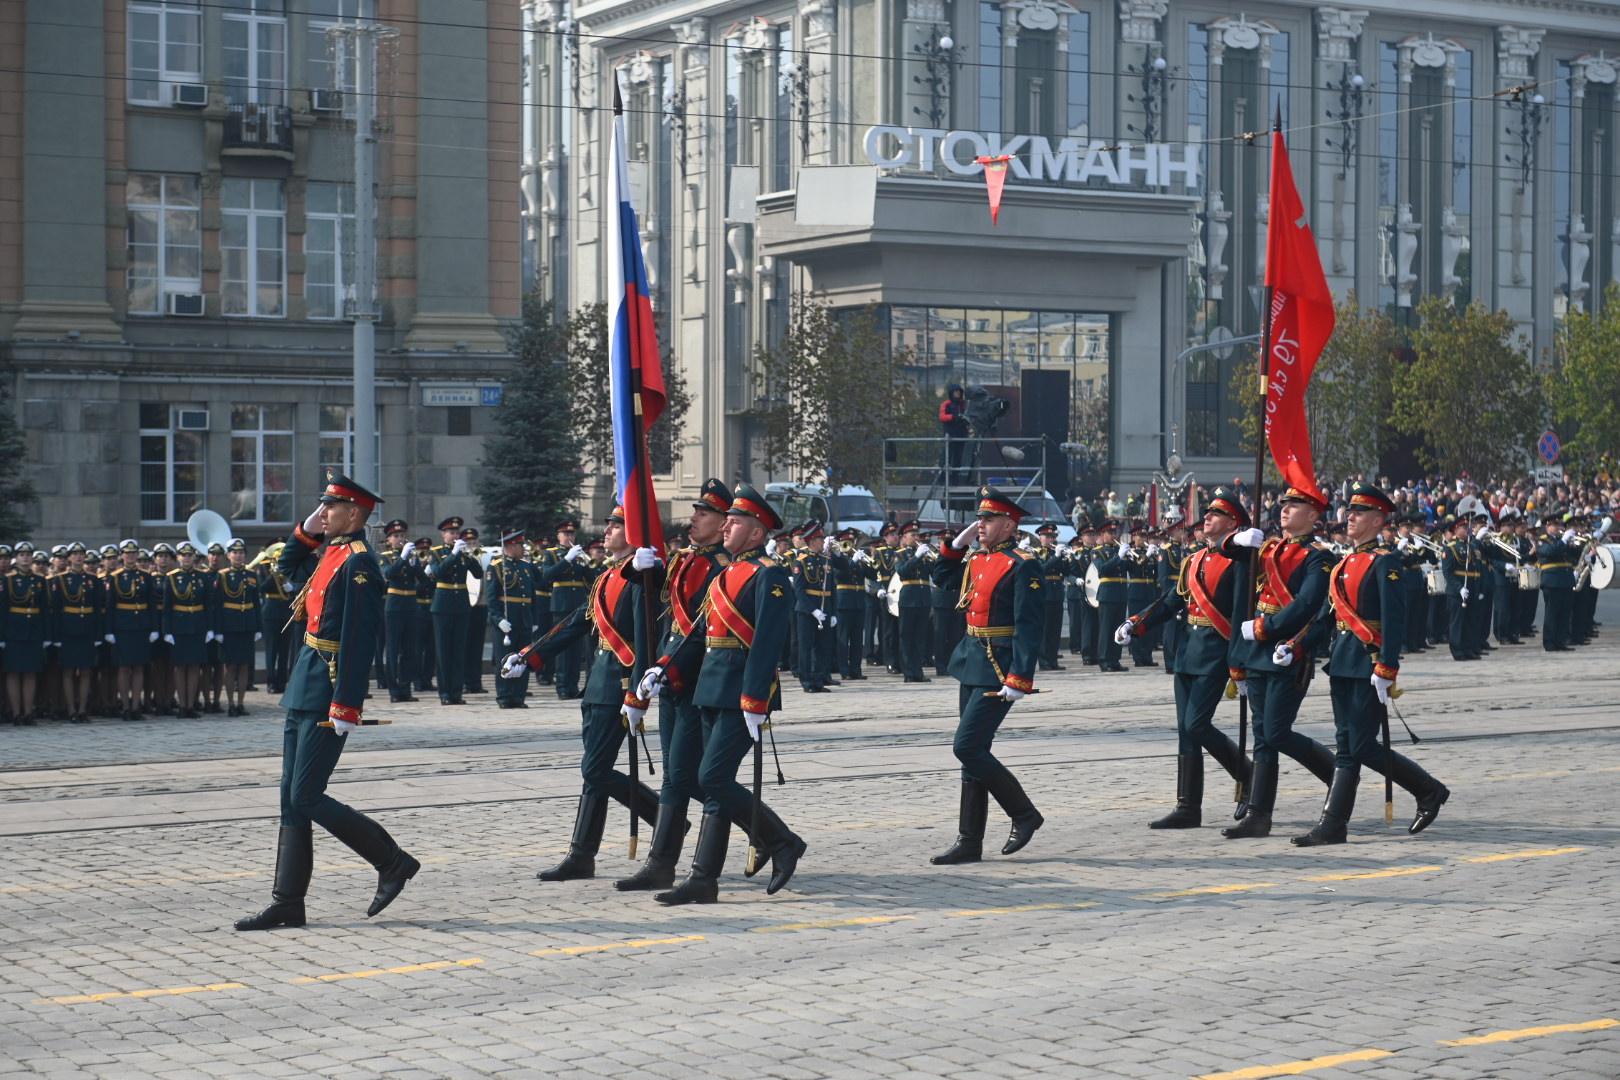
[606,81,667,551]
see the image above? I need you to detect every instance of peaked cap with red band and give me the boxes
[975,484,1025,523]
[1346,481,1396,514]
[692,477,733,515]
[727,481,783,531]
[1205,486,1251,528]
[800,519,826,541]
[1279,486,1329,513]
[606,506,627,523]
[319,474,384,513]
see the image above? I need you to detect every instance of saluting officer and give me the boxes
[212,538,261,717]
[642,483,805,905]
[615,479,733,891]
[538,519,592,699]
[1292,482,1449,847]
[928,486,1046,865]
[428,516,481,706]
[235,477,419,931]
[503,507,661,883]
[378,519,421,703]
[486,529,540,710]
[105,539,158,722]
[1117,487,1253,829]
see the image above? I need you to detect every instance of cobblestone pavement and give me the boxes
[2,594,1618,1079]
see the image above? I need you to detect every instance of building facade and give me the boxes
[525,0,1620,499]
[1,0,522,545]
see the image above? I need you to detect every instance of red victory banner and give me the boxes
[974,155,1012,225]
[1261,125,1333,507]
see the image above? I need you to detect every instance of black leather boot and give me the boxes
[1293,767,1359,847]
[234,825,313,931]
[614,805,688,891]
[1222,756,1277,839]
[1149,753,1204,829]
[1387,753,1450,834]
[743,798,806,895]
[538,791,609,881]
[321,810,417,917]
[655,811,728,906]
[982,771,1042,855]
[1204,730,1253,819]
[368,847,421,918]
[931,780,988,865]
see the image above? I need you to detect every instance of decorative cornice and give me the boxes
[1316,8,1369,63]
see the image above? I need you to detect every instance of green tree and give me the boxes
[1391,296,1543,478]
[747,299,919,495]
[1547,281,1620,469]
[0,369,37,535]
[565,301,692,480]
[476,294,584,531]
[1227,293,1401,482]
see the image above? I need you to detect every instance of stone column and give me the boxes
[1314,8,1368,292]
[1496,26,1543,330]
[801,0,836,165]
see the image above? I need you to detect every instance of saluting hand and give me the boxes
[952,523,978,550]
[302,505,325,535]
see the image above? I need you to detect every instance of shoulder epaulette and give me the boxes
[1012,548,1036,561]
[350,540,367,554]
[757,556,777,568]
[167,568,181,576]
[715,552,732,565]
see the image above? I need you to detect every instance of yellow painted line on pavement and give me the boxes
[1440,1018,1619,1046]
[531,935,705,957]
[1461,846,1584,864]
[39,982,246,1006]
[1146,882,1278,900]
[290,958,483,984]
[1304,865,1442,882]
[948,901,1098,917]
[750,915,914,934]
[1195,1047,1394,1079]
[1491,769,1571,781]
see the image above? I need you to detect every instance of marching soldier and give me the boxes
[538,519,591,699]
[1092,522,1129,673]
[212,539,261,717]
[1220,487,1338,839]
[257,541,295,695]
[105,539,157,722]
[640,483,806,904]
[502,506,661,883]
[893,521,933,683]
[235,476,420,931]
[791,520,837,692]
[428,516,480,706]
[1116,487,1253,829]
[1537,517,1579,651]
[1292,482,1449,846]
[164,542,211,718]
[928,486,1045,865]
[3,549,48,724]
[378,520,421,703]
[486,529,540,710]
[51,542,101,724]
[931,528,965,679]
[615,479,733,891]
[1034,523,1066,670]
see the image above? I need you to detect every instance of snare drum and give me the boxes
[1423,564,1444,596]
[1516,564,1541,591]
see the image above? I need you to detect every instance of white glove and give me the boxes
[638,665,665,700]
[1145,544,1160,557]
[1371,673,1394,705]
[877,588,887,599]
[917,542,933,557]
[1018,536,1032,550]
[1240,620,1257,641]
[995,685,1026,703]
[255,632,263,641]
[104,634,116,644]
[953,523,978,550]
[1562,529,1577,545]
[1396,537,1410,551]
[149,631,160,643]
[500,653,527,679]
[452,539,468,555]
[1474,525,1489,540]
[1233,527,1265,549]
[1233,678,1248,698]
[622,704,646,733]
[564,544,584,563]
[632,546,660,571]
[821,536,835,554]
[829,614,838,628]
[1117,540,1130,558]
[744,710,767,741]
[854,550,871,564]
[765,539,777,556]
[497,618,513,634]
[1459,586,1470,601]
[331,718,359,735]
[1113,621,1133,645]
[812,608,827,626]
[205,631,216,643]
[302,506,325,534]
[1272,642,1294,667]
[163,634,175,645]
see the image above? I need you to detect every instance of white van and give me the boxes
[763,482,887,536]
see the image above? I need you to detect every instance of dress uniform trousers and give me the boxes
[898,607,928,679]
[1541,585,1572,649]
[1492,569,1517,642]
[493,612,532,707]
[656,693,706,814]
[1328,676,1443,791]
[795,612,831,691]
[1097,600,1126,668]
[579,701,659,826]
[839,604,866,678]
[432,606,467,702]
[696,707,795,859]
[279,709,399,864]
[1040,596,1063,667]
[933,606,963,678]
[384,605,415,701]
[463,609,487,693]
[261,600,293,693]
[1126,587,1155,665]
[1247,670,1333,784]
[1446,592,1469,659]
[952,684,1038,819]
[413,599,435,691]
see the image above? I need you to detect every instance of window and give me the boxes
[222,178,285,317]
[306,0,360,95]
[229,406,294,523]
[305,182,354,319]
[128,1,202,105]
[1065,11,1090,139]
[126,173,201,315]
[319,405,381,476]
[978,2,1002,129]
[223,0,287,106]
[139,403,204,524]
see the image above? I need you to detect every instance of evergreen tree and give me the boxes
[477,295,584,531]
[0,369,37,536]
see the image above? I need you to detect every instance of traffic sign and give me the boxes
[1537,429,1561,464]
